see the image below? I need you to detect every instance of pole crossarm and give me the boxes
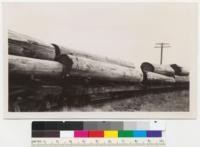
[154,42,171,65]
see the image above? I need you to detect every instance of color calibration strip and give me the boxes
[32,121,165,130]
[32,121,165,146]
[33,130,162,138]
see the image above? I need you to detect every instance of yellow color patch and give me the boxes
[104,130,118,138]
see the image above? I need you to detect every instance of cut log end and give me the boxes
[141,62,175,77]
[140,62,154,72]
[170,64,189,76]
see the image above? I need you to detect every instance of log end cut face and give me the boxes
[141,62,175,77]
[170,64,189,76]
[140,62,154,72]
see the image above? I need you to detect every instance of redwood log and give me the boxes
[174,75,189,83]
[68,55,143,83]
[141,62,175,76]
[170,64,189,76]
[9,54,143,83]
[9,55,64,79]
[59,46,136,68]
[8,31,147,83]
[8,30,136,69]
[143,71,175,84]
[8,30,56,60]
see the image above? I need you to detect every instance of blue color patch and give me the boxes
[133,130,147,137]
[147,131,162,137]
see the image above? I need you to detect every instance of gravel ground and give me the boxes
[62,90,189,112]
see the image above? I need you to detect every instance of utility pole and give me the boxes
[154,43,171,64]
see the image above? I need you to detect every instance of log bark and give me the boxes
[8,30,136,69]
[170,64,189,76]
[9,55,64,79]
[59,46,136,68]
[8,30,56,60]
[68,55,143,83]
[174,75,189,83]
[141,62,175,76]
[9,54,143,83]
[143,71,175,84]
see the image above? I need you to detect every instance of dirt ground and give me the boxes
[62,90,189,112]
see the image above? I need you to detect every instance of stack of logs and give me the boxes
[140,62,189,86]
[8,30,190,111]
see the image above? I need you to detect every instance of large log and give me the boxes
[68,55,143,83]
[9,55,64,79]
[8,30,56,60]
[170,64,189,76]
[59,46,136,68]
[174,75,189,83]
[143,71,175,84]
[9,54,143,83]
[141,62,175,76]
[8,30,136,69]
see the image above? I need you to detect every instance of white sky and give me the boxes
[3,3,197,69]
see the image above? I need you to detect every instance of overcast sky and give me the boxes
[3,3,197,69]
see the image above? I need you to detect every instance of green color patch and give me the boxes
[118,130,133,137]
